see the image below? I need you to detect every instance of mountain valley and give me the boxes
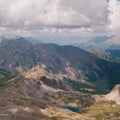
[0,37,120,120]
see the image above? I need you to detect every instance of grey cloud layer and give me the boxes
[0,0,119,33]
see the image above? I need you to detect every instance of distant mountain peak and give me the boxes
[73,35,120,50]
[0,34,22,39]
[0,36,32,47]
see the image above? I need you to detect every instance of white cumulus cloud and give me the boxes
[108,0,120,30]
[0,0,108,32]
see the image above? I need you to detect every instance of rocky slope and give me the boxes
[0,37,120,93]
[105,84,120,104]
[0,72,120,120]
[0,68,96,120]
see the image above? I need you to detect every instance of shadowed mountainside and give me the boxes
[0,37,120,93]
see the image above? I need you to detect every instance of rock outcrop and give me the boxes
[105,84,120,104]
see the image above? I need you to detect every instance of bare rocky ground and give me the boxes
[0,70,120,120]
[0,76,94,120]
[105,84,120,104]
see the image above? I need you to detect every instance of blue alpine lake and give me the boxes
[59,104,80,112]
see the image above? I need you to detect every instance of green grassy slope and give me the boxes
[0,70,14,87]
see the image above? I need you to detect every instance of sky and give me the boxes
[0,0,120,43]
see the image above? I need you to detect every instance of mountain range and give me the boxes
[73,35,120,50]
[0,36,120,120]
[87,49,120,63]
[1,34,120,50]
[0,37,120,94]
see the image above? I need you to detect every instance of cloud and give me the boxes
[106,35,120,45]
[0,27,6,32]
[0,0,108,33]
[108,0,120,30]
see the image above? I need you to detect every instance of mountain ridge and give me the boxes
[0,37,120,93]
[0,37,120,120]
